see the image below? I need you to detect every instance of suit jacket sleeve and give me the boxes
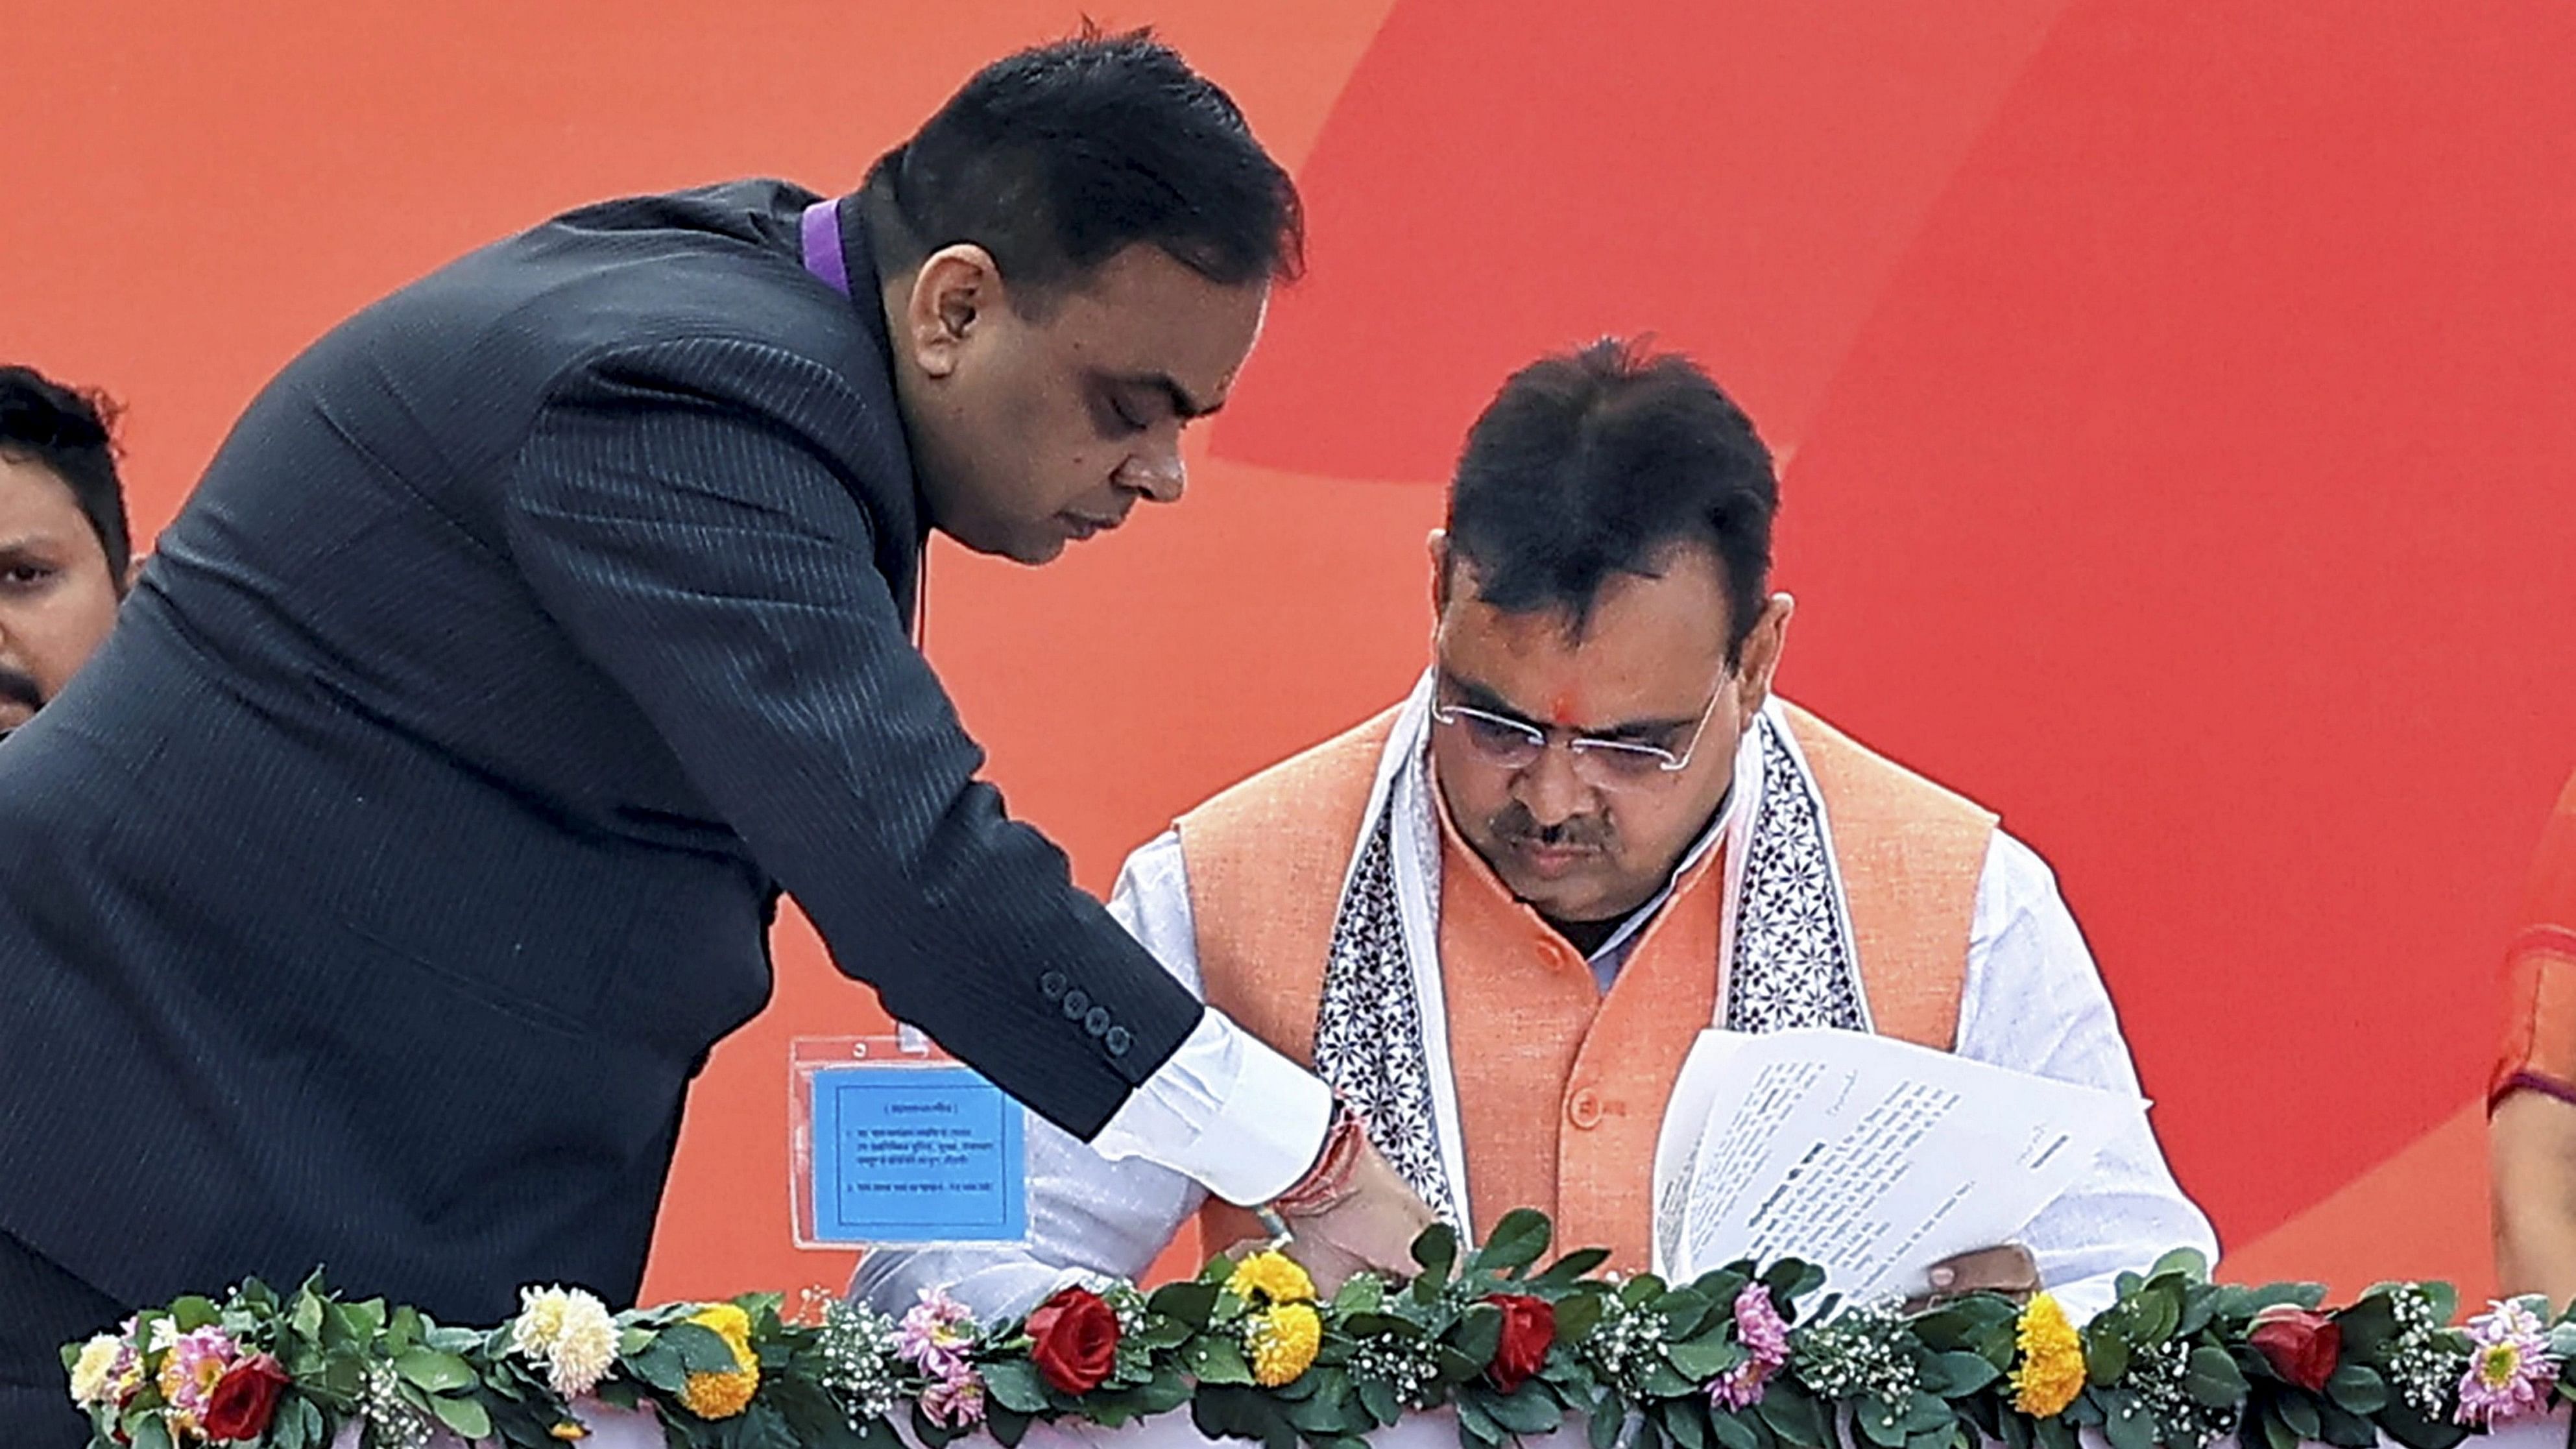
[501,335,1202,1138]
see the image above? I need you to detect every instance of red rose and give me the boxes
[201,1354,293,1442]
[1487,1294,1558,1393]
[2247,1305,2342,1393]
[1026,1287,1122,1395]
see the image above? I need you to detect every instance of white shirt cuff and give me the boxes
[1089,1006,1332,1207]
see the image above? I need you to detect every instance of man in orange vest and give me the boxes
[2488,769,2576,1300]
[858,339,2212,1318]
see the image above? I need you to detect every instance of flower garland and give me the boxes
[54,1211,2576,1449]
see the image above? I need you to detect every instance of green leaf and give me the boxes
[1334,1275,1388,1316]
[1712,1409,1763,1449]
[2149,1248,2211,1282]
[1491,1383,1566,1435]
[1593,1392,1631,1449]
[2277,1394,2322,1443]
[394,1348,477,1394]
[433,1394,494,1440]
[169,1295,223,1331]
[2084,1332,2129,1388]
[289,1291,325,1341]
[1900,1391,1954,1434]
[1150,1280,1220,1326]
[2331,1297,2399,1360]
[1857,1397,1907,1448]
[1667,1335,1748,1382]
[1415,1223,1462,1282]
[1459,1395,1506,1448]
[1477,1211,1554,1276]
[1555,1293,1607,1345]
[1663,1398,1709,1449]
[129,1415,175,1449]
[660,1321,742,1374]
[983,1358,1052,1414]
[1187,1334,1257,1387]
[1535,1249,1616,1289]
[988,1406,1033,1448]
[2099,1398,2155,1449]
[1358,1376,1401,1426]
[1452,1304,1504,1370]
[2184,1344,2247,1406]
[626,1339,690,1395]
[2324,1364,2387,1416]
[2313,1400,2378,1449]
[1935,1351,2003,1396]
[1757,1387,1825,1449]
[1641,1361,1700,1400]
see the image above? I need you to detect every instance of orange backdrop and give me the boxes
[7,0,2574,1309]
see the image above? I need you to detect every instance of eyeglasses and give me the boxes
[1430,671,1731,793]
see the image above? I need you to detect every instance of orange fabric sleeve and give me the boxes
[2492,769,2576,1107]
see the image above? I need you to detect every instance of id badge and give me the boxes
[789,1032,1031,1250]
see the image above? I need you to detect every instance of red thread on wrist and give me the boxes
[1271,1099,1368,1217]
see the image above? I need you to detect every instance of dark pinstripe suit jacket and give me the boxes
[0,181,1203,1324]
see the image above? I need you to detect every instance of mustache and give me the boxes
[0,667,42,713]
[1489,803,1612,852]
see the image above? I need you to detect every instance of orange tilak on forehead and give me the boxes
[1547,688,1582,728]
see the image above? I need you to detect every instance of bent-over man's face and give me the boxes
[0,453,123,734]
[1430,542,1785,926]
[896,243,1265,566]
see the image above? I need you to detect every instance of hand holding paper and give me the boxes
[1652,1028,2147,1303]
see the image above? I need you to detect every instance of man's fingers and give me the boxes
[1927,1244,2040,1295]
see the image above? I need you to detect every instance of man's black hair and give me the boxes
[0,365,130,582]
[1447,339,1778,662]
[860,28,1303,305]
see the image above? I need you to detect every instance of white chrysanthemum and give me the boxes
[67,1335,124,1406]
[512,1286,620,1399]
[547,1297,620,1399]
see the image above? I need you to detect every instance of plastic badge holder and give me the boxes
[790,1031,1031,1250]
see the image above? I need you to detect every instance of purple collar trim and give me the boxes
[800,199,850,297]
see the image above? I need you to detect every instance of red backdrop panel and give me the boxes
[6,0,2570,1306]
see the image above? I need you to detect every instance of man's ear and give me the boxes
[120,551,146,596]
[1734,592,1795,713]
[1428,530,1452,618]
[901,243,1003,379]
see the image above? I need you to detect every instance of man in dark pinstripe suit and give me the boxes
[0,32,1430,1442]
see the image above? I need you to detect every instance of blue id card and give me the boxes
[792,1038,1029,1248]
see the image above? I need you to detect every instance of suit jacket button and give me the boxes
[1041,971,1068,1000]
[1084,1006,1112,1036]
[1062,988,1091,1019]
[1104,1026,1132,1057]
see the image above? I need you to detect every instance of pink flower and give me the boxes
[897,1287,980,1382]
[2457,1299,2559,1427]
[153,1325,241,1436]
[1711,1284,1792,1410]
[920,1368,988,1428]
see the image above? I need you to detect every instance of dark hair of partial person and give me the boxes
[1445,338,1779,664]
[0,365,131,582]
[858,27,1303,309]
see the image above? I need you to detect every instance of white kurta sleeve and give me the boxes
[849,830,1219,1321]
[1952,830,2220,1319]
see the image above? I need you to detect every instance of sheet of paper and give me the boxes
[1651,1028,2143,1301]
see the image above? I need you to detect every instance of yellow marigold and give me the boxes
[1227,1250,1316,1307]
[2010,1293,2087,1418]
[1246,1302,1322,1387]
[677,1303,760,1420]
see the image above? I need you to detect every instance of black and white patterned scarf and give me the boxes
[1309,674,1866,1230]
